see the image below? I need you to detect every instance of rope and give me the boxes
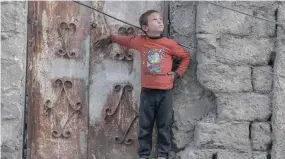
[205,2,283,26]
[73,1,141,29]
[72,0,285,79]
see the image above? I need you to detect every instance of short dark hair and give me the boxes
[139,10,159,28]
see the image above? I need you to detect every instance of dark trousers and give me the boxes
[138,88,173,158]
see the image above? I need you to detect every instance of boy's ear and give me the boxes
[142,25,148,32]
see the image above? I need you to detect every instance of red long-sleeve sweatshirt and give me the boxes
[111,34,190,90]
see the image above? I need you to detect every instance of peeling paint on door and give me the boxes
[27,1,90,158]
[27,1,162,159]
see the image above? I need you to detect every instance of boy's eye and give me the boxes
[152,17,162,21]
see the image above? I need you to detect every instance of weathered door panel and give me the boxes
[88,1,162,159]
[27,1,90,159]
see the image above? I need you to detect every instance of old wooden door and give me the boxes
[27,1,91,158]
[27,1,164,159]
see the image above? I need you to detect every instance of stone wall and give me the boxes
[1,1,28,159]
[170,1,216,153]
[170,1,284,159]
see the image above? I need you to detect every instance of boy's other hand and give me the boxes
[167,71,178,81]
[95,35,112,48]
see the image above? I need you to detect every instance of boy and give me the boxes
[95,10,190,159]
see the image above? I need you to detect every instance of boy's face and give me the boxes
[143,12,164,35]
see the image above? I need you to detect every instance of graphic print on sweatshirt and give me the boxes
[142,48,166,76]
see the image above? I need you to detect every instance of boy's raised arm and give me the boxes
[95,34,140,49]
[111,34,139,49]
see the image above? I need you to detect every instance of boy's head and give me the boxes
[139,10,164,36]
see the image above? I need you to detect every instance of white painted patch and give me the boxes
[89,51,141,124]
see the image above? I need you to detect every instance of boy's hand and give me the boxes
[95,35,112,48]
[168,71,178,81]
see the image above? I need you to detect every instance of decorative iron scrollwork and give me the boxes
[103,82,139,145]
[118,27,127,35]
[115,114,138,145]
[126,49,135,61]
[118,27,135,35]
[108,26,137,61]
[56,22,77,58]
[110,43,125,60]
[104,83,133,120]
[127,27,135,34]
[44,78,82,138]
[91,23,97,28]
[110,44,135,61]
